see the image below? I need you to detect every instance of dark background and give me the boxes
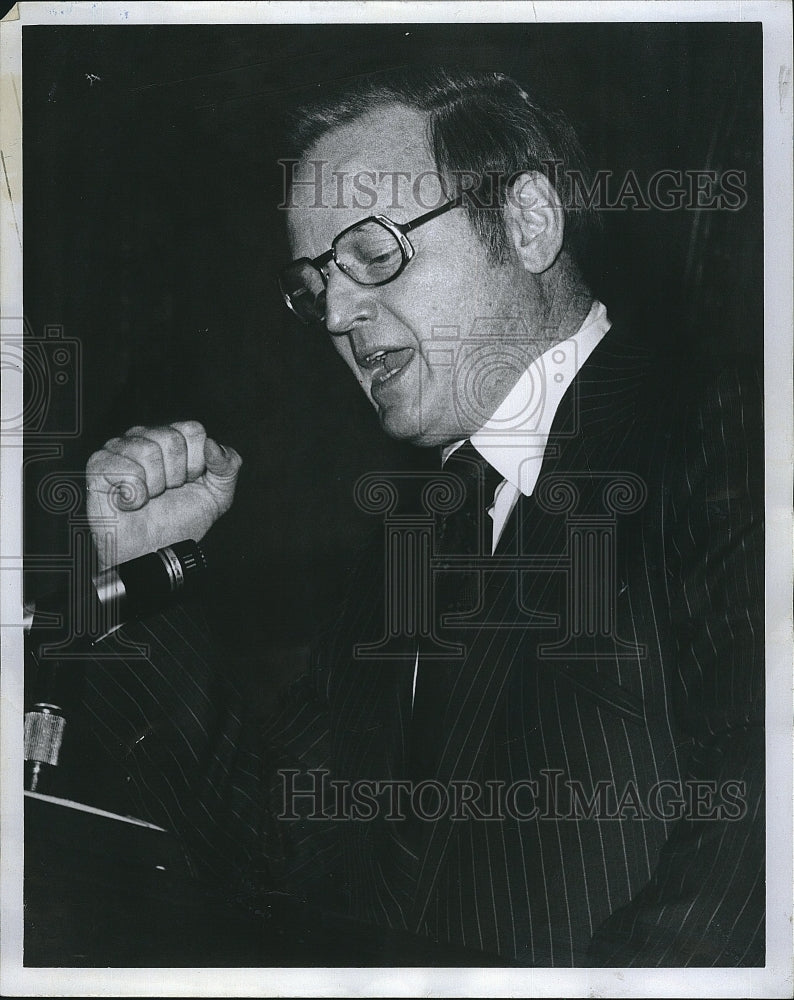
[23,22,763,676]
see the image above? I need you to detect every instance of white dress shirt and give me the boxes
[443,298,611,552]
[412,300,611,706]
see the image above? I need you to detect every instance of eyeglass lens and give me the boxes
[335,219,404,283]
[280,264,327,324]
[281,218,404,324]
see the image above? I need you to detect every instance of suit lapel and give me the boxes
[408,563,533,929]
[329,547,412,781]
[408,321,658,929]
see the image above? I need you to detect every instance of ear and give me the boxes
[504,171,565,273]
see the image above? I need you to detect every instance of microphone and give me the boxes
[26,539,208,649]
[24,540,208,792]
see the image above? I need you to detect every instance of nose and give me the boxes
[323,265,377,335]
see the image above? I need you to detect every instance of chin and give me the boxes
[377,404,454,449]
[376,404,425,447]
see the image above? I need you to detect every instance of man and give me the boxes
[82,69,764,966]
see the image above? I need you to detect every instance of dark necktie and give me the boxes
[407,441,504,781]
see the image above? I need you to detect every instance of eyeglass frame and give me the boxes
[279,193,465,322]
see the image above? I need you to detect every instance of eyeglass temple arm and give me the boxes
[399,193,465,234]
[311,248,335,268]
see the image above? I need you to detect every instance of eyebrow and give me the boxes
[300,194,466,266]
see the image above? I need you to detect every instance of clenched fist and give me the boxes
[86,420,242,569]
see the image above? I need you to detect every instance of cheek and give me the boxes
[393,252,489,345]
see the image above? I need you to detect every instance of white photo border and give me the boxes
[1,2,791,997]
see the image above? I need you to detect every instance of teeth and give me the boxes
[362,346,414,385]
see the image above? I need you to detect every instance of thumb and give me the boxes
[203,436,243,482]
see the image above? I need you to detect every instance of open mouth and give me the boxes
[362,347,415,388]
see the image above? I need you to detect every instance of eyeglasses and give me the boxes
[279,194,464,326]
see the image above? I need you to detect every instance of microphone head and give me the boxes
[113,540,208,620]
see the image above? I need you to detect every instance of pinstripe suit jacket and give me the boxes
[83,323,764,966]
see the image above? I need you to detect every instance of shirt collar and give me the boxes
[444,299,610,496]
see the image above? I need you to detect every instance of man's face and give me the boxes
[286,104,528,448]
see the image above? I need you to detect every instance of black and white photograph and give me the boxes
[0,1,791,996]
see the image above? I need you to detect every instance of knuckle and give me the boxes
[159,427,188,456]
[137,438,162,461]
[86,450,107,472]
[108,476,148,510]
[171,419,205,440]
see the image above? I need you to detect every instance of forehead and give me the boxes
[286,103,444,255]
